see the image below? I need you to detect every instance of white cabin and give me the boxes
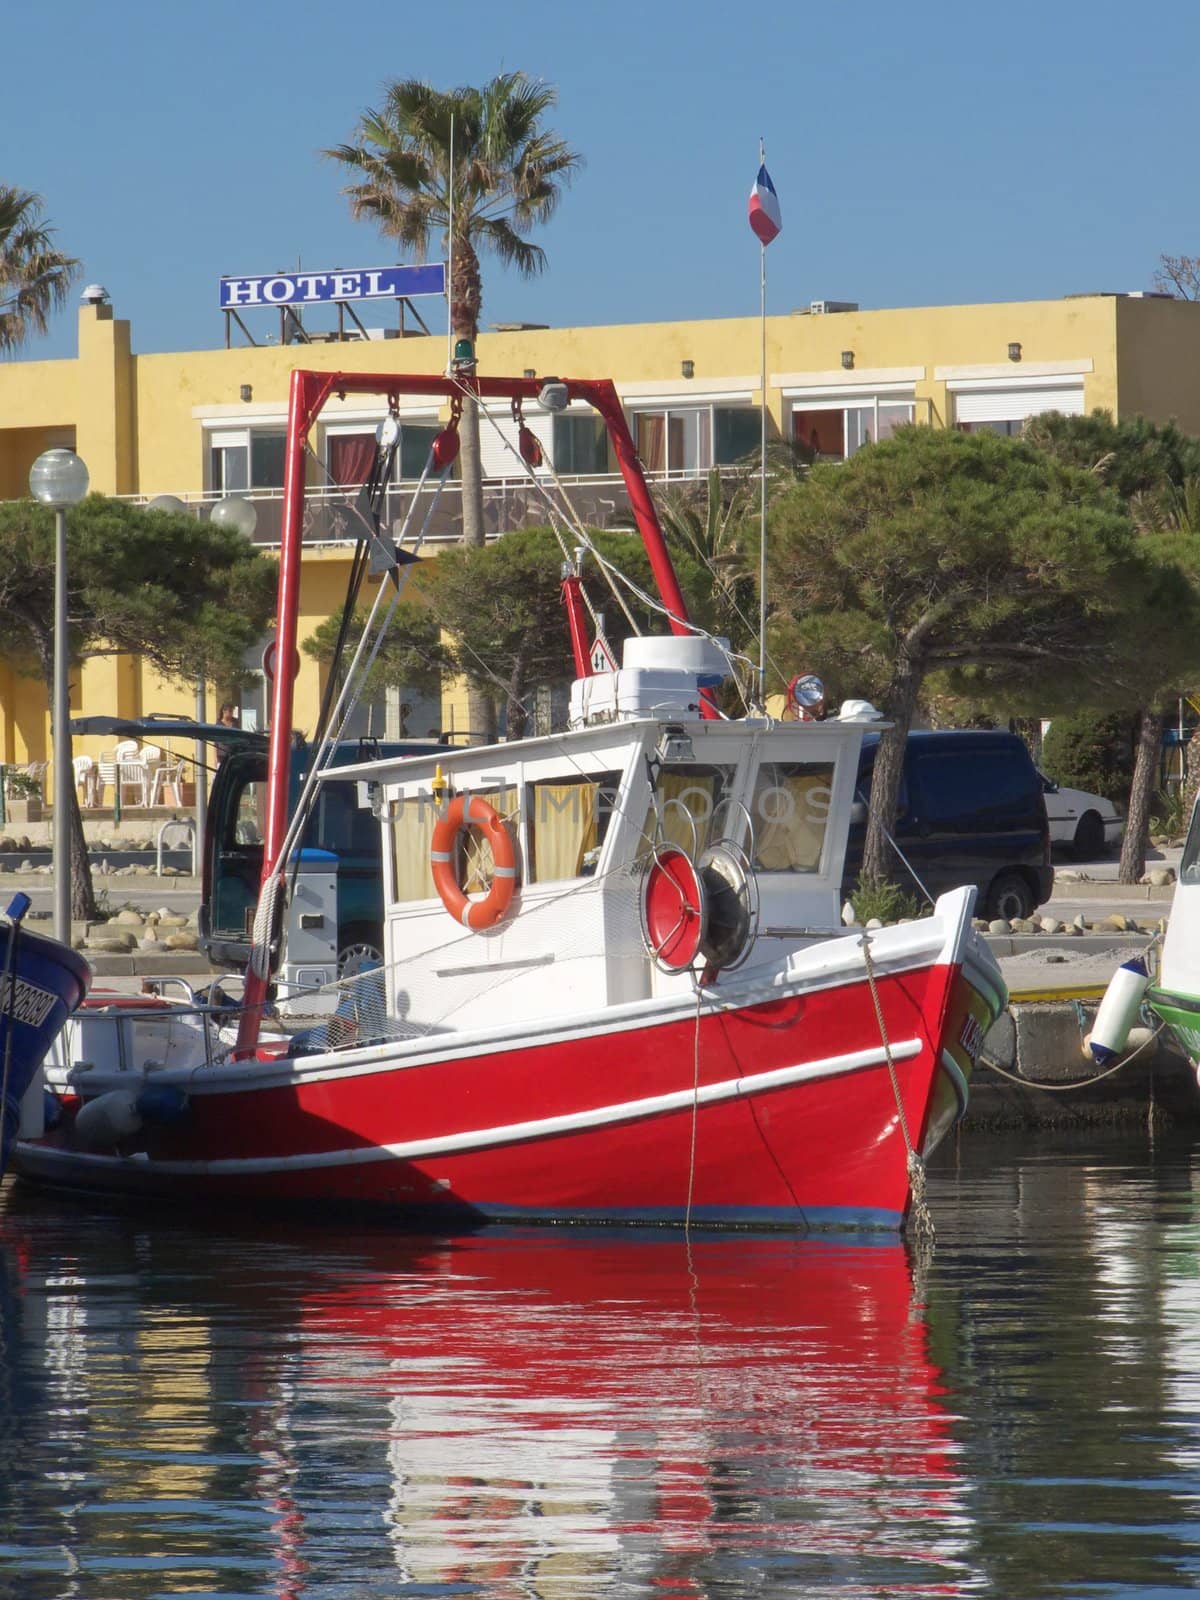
[330,709,871,1035]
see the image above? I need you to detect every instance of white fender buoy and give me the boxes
[74,1089,143,1150]
[1088,958,1150,1065]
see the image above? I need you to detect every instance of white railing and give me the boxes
[117,469,718,549]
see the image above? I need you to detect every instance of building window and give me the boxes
[325,423,442,486]
[952,384,1084,435]
[630,404,759,476]
[635,408,712,475]
[713,407,760,464]
[552,414,610,475]
[790,400,914,462]
[209,429,286,493]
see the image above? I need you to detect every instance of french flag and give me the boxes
[748,163,782,246]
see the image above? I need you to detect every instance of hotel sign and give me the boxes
[220,263,446,309]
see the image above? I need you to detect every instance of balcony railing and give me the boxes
[121,460,772,550]
[123,473,651,549]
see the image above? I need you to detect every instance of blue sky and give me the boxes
[5,0,1196,360]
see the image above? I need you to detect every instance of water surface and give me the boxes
[2,1132,1200,1597]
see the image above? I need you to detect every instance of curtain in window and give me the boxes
[329,433,377,487]
[532,782,597,881]
[390,798,438,903]
[751,766,833,872]
[637,414,666,471]
[641,771,730,858]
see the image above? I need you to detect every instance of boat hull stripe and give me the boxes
[46,1036,923,1176]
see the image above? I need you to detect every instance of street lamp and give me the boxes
[210,494,257,537]
[29,449,89,944]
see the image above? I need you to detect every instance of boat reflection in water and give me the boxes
[0,1215,967,1596]
[334,1234,968,1595]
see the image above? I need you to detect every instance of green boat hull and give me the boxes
[1146,985,1200,1067]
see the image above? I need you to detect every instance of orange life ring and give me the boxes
[429,795,518,929]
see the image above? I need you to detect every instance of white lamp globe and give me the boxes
[210,495,257,537]
[29,449,89,508]
[146,494,189,516]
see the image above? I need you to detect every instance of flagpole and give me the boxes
[757,138,768,710]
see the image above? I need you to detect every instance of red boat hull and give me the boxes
[16,952,994,1231]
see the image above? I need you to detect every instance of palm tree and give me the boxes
[0,187,79,353]
[326,74,579,530]
[326,73,580,743]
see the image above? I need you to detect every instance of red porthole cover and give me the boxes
[641,845,706,972]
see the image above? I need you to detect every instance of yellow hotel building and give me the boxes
[1,285,1199,788]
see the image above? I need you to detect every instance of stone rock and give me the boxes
[1011,917,1038,935]
[164,932,199,951]
[113,909,144,927]
[88,932,136,953]
[158,913,189,928]
[1056,870,1081,883]
[1149,868,1176,887]
[138,937,159,952]
[18,860,32,873]
[988,919,1011,935]
[1039,917,1062,934]
[1060,922,1082,936]
[1103,913,1131,932]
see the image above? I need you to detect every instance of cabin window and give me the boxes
[389,784,520,906]
[749,761,834,873]
[640,764,737,859]
[527,772,622,882]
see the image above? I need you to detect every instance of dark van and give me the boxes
[843,729,1053,920]
[69,712,439,973]
[199,734,441,970]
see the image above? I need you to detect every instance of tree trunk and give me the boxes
[450,241,495,747]
[1118,705,1162,885]
[457,398,496,745]
[505,657,530,742]
[861,658,922,888]
[34,640,98,926]
[68,780,97,925]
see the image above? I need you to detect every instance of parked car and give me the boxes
[844,730,1054,921]
[1039,772,1125,859]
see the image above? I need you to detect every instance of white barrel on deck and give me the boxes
[1088,958,1150,1065]
[74,1089,143,1149]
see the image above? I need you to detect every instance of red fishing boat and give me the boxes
[12,369,1004,1231]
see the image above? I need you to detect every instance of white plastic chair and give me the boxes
[101,744,149,807]
[149,754,187,807]
[117,757,150,807]
[73,755,100,807]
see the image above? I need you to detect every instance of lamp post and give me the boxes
[29,449,89,943]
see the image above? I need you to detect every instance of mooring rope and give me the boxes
[684,983,704,1241]
[860,930,935,1246]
